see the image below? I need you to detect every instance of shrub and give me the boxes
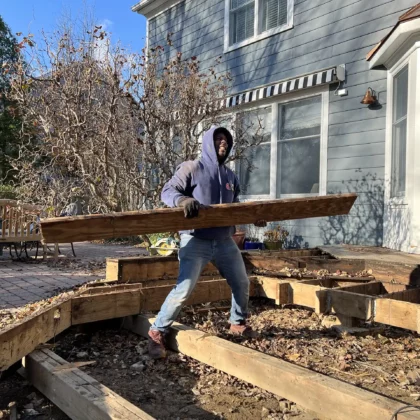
[0,184,18,200]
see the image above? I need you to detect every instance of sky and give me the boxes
[1,0,147,53]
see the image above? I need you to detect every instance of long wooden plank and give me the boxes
[0,301,71,371]
[304,258,366,273]
[325,282,385,321]
[23,349,154,420]
[140,279,256,311]
[252,276,294,300]
[72,279,253,324]
[106,255,217,282]
[374,289,420,331]
[72,288,142,325]
[40,194,357,243]
[125,316,420,420]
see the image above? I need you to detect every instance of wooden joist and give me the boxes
[72,287,142,325]
[2,273,419,373]
[23,349,154,420]
[325,282,408,321]
[375,288,420,332]
[140,279,247,311]
[1,279,239,371]
[106,255,217,282]
[125,315,420,420]
[40,194,357,243]
[0,301,71,371]
[254,277,375,313]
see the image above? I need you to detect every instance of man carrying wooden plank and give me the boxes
[148,126,266,359]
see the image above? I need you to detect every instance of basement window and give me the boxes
[225,0,294,52]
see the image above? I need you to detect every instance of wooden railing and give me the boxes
[0,199,43,243]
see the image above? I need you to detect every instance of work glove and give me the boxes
[178,197,201,219]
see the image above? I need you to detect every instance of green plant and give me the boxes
[263,225,289,243]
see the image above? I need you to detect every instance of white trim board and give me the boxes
[132,0,184,19]
[369,19,420,69]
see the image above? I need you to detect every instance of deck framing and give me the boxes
[3,249,420,419]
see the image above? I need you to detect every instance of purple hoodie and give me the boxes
[161,126,240,240]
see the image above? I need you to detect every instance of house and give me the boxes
[132,0,420,254]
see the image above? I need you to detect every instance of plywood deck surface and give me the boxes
[319,245,420,265]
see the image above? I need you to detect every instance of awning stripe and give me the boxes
[224,66,339,109]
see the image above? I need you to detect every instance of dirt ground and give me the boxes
[47,321,317,420]
[0,373,69,419]
[180,299,420,405]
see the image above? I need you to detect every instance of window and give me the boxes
[260,0,288,32]
[226,0,293,51]
[238,107,272,195]
[230,0,255,45]
[391,66,408,198]
[277,96,321,196]
[237,92,327,199]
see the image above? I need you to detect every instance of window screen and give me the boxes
[230,0,255,45]
[238,108,272,195]
[260,0,288,32]
[277,96,322,196]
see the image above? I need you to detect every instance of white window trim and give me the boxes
[385,55,411,207]
[224,0,294,53]
[233,86,329,201]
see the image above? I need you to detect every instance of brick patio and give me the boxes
[0,242,147,310]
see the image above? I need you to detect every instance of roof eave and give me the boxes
[131,0,181,18]
[368,19,420,69]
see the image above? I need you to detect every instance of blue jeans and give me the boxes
[151,234,249,333]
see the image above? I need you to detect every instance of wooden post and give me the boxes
[276,282,290,305]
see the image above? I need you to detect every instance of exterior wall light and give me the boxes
[361,87,378,105]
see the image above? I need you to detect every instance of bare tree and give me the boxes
[5,15,266,215]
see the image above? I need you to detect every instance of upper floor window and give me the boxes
[225,0,293,52]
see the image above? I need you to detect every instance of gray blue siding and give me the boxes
[147,0,419,248]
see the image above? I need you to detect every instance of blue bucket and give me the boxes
[244,242,263,250]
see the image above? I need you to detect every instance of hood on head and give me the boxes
[201,126,233,165]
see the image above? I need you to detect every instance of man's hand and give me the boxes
[254,220,267,228]
[178,197,201,218]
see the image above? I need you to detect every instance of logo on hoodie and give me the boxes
[226,182,234,192]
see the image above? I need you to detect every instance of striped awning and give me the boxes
[224,66,343,109]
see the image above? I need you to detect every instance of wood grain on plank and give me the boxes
[139,279,254,311]
[40,194,357,243]
[106,255,217,282]
[0,301,71,371]
[126,316,420,420]
[24,349,154,420]
[72,288,141,325]
[375,289,420,331]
